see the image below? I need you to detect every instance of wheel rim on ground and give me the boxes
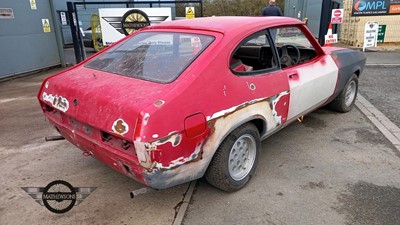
[228,134,257,181]
[345,80,357,107]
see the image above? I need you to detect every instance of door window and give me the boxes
[273,26,318,68]
[230,30,278,75]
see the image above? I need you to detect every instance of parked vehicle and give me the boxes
[38,17,366,191]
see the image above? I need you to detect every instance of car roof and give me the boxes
[146,16,303,35]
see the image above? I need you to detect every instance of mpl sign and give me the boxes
[352,0,389,16]
[331,9,344,24]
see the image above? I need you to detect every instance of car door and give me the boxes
[229,29,290,129]
[272,26,338,121]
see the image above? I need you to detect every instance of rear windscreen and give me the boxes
[85,32,214,83]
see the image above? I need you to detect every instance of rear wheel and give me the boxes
[329,74,358,113]
[205,123,260,192]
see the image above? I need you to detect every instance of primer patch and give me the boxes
[270,91,290,125]
[112,119,129,135]
[42,92,69,112]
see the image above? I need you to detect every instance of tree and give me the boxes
[203,0,284,16]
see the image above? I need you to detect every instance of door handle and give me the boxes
[288,73,298,79]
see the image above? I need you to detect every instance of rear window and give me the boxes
[85,32,214,83]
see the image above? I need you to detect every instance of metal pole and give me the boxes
[49,0,66,67]
[67,2,83,63]
[200,0,203,17]
[74,2,87,60]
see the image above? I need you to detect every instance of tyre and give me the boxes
[205,123,260,192]
[329,74,358,113]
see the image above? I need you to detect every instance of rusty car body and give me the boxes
[38,17,366,191]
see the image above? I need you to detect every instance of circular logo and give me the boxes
[354,0,367,11]
[121,9,151,36]
[42,180,76,214]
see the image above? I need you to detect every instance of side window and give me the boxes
[273,26,318,68]
[230,30,278,75]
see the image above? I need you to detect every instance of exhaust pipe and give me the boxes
[130,187,156,199]
[45,135,65,141]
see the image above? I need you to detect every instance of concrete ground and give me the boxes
[0,70,189,225]
[1,63,399,224]
[359,67,400,127]
[184,106,400,225]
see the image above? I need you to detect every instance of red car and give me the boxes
[38,17,366,191]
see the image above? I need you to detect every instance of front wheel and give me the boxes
[329,74,358,113]
[205,123,260,192]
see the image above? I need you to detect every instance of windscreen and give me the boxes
[85,32,214,83]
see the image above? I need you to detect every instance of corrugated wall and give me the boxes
[341,0,400,47]
[0,0,61,79]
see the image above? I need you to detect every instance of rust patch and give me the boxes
[112,119,129,135]
[154,99,165,107]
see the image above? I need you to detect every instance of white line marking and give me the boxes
[356,94,400,151]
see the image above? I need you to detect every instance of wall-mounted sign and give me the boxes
[331,9,344,24]
[99,8,172,46]
[60,12,67,25]
[363,21,379,51]
[389,4,400,13]
[352,0,400,16]
[186,7,195,19]
[42,19,51,33]
[377,24,386,42]
[0,8,14,19]
[30,0,37,10]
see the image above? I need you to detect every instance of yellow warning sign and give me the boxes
[42,19,51,33]
[186,7,195,19]
[30,0,37,10]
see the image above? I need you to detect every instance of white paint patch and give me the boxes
[42,92,69,112]
[112,118,129,135]
[287,55,338,120]
[153,132,182,147]
[152,134,159,139]
[206,96,267,121]
[45,81,49,89]
[223,85,227,97]
[134,131,183,168]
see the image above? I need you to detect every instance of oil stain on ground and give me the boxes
[335,181,400,225]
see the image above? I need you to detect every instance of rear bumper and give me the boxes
[44,110,208,189]
[47,112,147,184]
